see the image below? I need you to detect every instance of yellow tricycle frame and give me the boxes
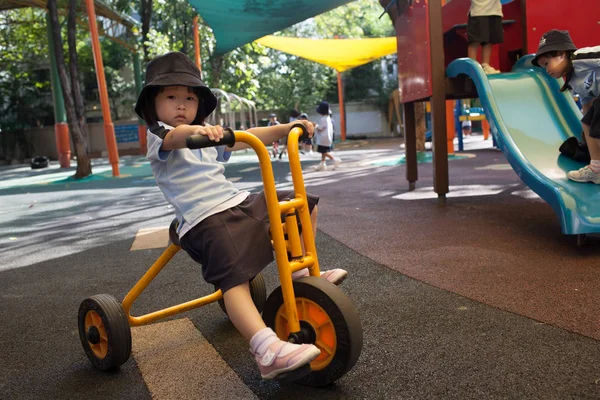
[122,126,319,335]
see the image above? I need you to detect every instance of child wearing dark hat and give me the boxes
[533,30,600,184]
[314,101,342,171]
[135,52,348,380]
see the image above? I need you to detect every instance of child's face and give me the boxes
[155,86,199,127]
[537,53,569,79]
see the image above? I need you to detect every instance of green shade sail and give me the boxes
[188,0,355,55]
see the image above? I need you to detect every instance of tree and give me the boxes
[68,0,91,155]
[140,0,152,61]
[0,9,53,160]
[47,0,92,178]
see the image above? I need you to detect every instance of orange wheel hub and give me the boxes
[274,298,336,371]
[85,310,108,359]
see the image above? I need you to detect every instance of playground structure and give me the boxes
[380,0,600,236]
[381,0,600,201]
[207,89,258,130]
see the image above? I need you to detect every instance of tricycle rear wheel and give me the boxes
[78,294,131,371]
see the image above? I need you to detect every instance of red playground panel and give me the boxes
[522,0,600,52]
[395,0,432,103]
[394,0,600,103]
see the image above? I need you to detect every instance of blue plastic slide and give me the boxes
[446,56,600,235]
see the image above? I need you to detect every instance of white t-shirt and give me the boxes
[470,0,503,17]
[315,115,333,147]
[146,121,249,238]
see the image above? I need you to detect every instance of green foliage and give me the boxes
[0,0,398,134]
[0,9,54,132]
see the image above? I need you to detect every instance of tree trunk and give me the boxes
[182,20,188,53]
[110,97,120,120]
[209,54,224,88]
[48,0,92,178]
[140,0,153,62]
[68,0,92,177]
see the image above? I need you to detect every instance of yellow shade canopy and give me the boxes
[255,36,397,72]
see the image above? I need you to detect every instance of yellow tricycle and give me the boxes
[77,124,363,386]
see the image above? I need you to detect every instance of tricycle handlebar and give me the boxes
[186,128,236,149]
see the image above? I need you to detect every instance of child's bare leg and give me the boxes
[223,282,266,340]
[325,153,334,160]
[292,205,347,285]
[481,43,493,65]
[567,122,600,183]
[468,42,479,60]
[583,123,600,160]
[311,204,318,238]
[320,153,326,162]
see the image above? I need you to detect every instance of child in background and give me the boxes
[135,52,347,380]
[267,113,281,158]
[314,101,342,171]
[533,30,600,184]
[461,119,472,137]
[467,0,504,74]
[299,113,313,155]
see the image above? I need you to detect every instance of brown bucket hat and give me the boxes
[134,52,217,121]
[532,30,578,67]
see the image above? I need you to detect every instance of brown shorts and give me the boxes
[467,14,504,45]
[582,97,600,139]
[180,190,319,293]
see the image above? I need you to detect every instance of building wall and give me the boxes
[22,120,143,161]
[306,101,394,139]
[13,101,393,162]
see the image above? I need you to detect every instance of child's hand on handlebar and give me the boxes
[192,124,224,142]
[297,120,315,138]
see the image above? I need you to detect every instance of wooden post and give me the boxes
[85,0,120,176]
[403,102,418,191]
[428,0,449,205]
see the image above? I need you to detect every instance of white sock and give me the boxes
[250,327,298,357]
[292,268,309,279]
[590,160,600,173]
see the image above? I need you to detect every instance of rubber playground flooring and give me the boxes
[1,135,600,399]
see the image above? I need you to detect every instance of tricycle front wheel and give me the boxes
[262,276,363,387]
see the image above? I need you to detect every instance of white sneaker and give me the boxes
[481,63,500,74]
[315,162,327,171]
[332,158,342,170]
[567,165,600,184]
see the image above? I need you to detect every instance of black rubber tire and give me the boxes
[78,294,132,371]
[30,156,49,169]
[262,276,363,387]
[217,272,267,315]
